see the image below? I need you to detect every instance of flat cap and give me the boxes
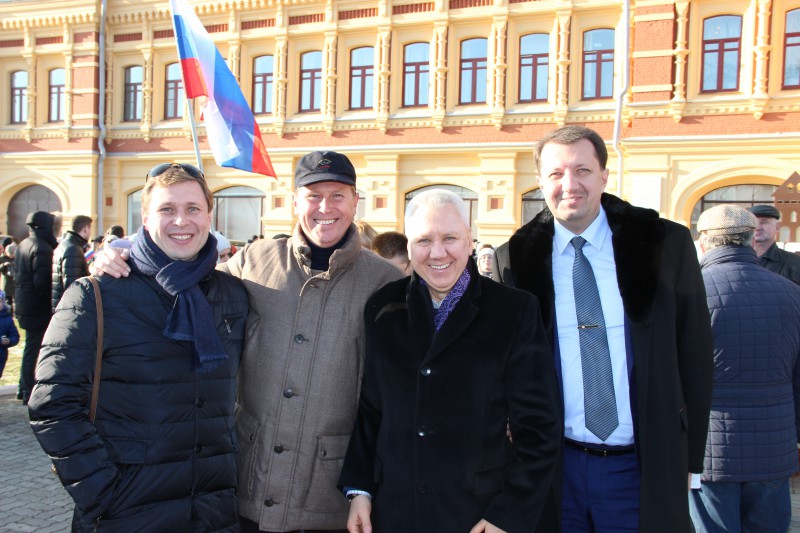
[748,204,781,220]
[697,204,757,236]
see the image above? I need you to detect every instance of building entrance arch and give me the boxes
[7,185,62,242]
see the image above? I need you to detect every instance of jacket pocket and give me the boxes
[474,463,507,496]
[105,438,147,464]
[303,434,351,512]
[235,404,261,499]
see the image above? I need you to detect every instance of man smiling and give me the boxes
[93,151,402,533]
[340,189,560,533]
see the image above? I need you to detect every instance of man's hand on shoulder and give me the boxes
[90,246,131,278]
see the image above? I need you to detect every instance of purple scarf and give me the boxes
[422,267,471,331]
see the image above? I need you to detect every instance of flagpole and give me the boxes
[168,0,204,173]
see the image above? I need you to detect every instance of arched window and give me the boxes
[8,185,61,242]
[690,184,777,236]
[124,66,143,122]
[253,55,274,115]
[49,68,66,123]
[11,70,28,124]
[213,186,266,242]
[164,63,184,119]
[350,47,374,110]
[459,38,487,105]
[300,51,322,112]
[405,185,479,239]
[583,29,614,99]
[521,188,546,224]
[702,15,742,92]
[403,42,429,107]
[519,34,549,103]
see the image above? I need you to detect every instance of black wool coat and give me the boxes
[29,270,249,532]
[493,193,714,533]
[339,260,561,533]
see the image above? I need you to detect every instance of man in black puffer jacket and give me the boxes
[51,214,92,311]
[15,210,58,404]
[692,204,800,532]
[28,164,249,533]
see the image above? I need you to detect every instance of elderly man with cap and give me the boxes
[748,204,800,284]
[93,150,402,533]
[692,204,800,533]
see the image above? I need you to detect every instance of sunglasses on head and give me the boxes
[146,163,204,181]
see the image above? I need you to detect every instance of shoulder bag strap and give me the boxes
[88,276,104,423]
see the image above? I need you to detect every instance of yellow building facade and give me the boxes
[1,0,799,245]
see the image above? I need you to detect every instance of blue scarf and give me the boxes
[129,226,227,372]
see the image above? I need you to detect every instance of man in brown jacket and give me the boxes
[94,152,401,533]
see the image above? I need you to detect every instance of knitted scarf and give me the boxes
[129,226,226,372]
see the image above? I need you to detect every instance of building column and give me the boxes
[490,16,507,130]
[751,0,772,119]
[670,1,689,122]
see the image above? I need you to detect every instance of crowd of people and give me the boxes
[2,129,797,533]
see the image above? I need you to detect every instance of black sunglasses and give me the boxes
[146,163,204,181]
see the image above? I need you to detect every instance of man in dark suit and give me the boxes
[748,204,800,284]
[493,125,714,532]
[339,188,561,533]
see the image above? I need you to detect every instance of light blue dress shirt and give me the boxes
[552,208,634,446]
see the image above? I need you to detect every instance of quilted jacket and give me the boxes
[700,245,800,481]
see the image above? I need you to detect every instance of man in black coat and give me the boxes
[748,204,800,284]
[493,126,714,532]
[15,211,58,404]
[29,164,249,532]
[51,214,92,311]
[339,189,561,533]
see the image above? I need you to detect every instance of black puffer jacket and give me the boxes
[15,211,57,330]
[28,270,249,532]
[51,230,90,311]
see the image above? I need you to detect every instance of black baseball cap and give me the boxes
[294,151,356,188]
[748,204,781,220]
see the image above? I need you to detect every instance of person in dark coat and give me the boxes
[15,210,58,404]
[0,242,17,314]
[748,204,800,284]
[339,189,561,533]
[0,289,20,380]
[51,214,92,311]
[493,126,714,532]
[28,163,249,532]
[691,204,800,532]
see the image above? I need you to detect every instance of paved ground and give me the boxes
[2,385,800,532]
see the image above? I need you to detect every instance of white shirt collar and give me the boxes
[553,207,610,255]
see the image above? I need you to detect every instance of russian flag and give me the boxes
[169,0,276,177]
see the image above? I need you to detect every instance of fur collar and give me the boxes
[507,193,665,328]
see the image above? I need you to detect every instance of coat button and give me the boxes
[283,388,295,398]
[417,483,429,494]
[294,334,305,344]
[420,366,432,377]
[249,434,255,441]
[417,427,428,437]
[196,445,203,453]
[274,444,284,454]
[195,398,204,407]
[264,498,275,507]
[319,449,328,458]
